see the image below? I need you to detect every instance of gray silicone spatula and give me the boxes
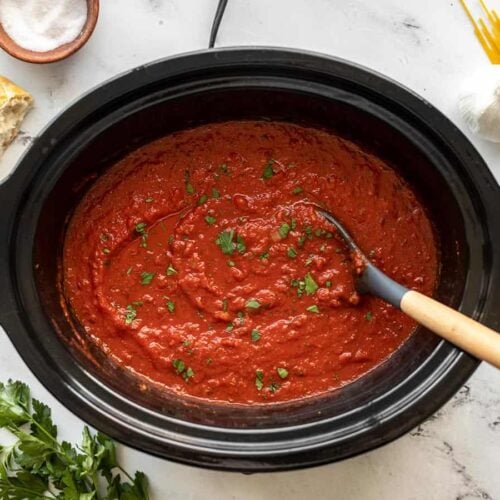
[317,208,500,369]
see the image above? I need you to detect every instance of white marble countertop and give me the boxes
[0,1,499,498]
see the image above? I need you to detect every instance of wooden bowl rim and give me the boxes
[0,0,99,64]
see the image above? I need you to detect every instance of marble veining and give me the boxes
[0,1,499,498]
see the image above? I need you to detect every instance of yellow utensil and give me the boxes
[460,0,500,63]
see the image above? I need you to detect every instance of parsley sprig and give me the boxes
[0,380,149,499]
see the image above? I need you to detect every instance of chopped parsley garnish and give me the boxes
[269,381,280,393]
[325,280,332,288]
[251,329,261,342]
[291,218,297,230]
[365,311,373,321]
[219,163,229,175]
[172,359,194,381]
[222,299,228,312]
[215,229,246,255]
[166,300,175,313]
[245,299,261,310]
[227,260,235,267]
[166,263,177,276]
[124,304,137,325]
[255,369,265,391]
[212,188,220,199]
[261,160,275,180]
[259,250,270,260]
[226,323,234,332]
[306,305,320,313]
[304,272,318,295]
[198,194,208,205]
[291,278,306,297]
[287,247,297,258]
[172,359,185,373]
[292,186,303,194]
[205,215,217,225]
[182,339,191,347]
[183,367,195,381]
[140,271,155,285]
[135,222,148,248]
[186,183,195,195]
[315,228,326,237]
[236,235,246,253]
[304,225,313,239]
[277,367,288,379]
[297,235,306,247]
[278,222,291,239]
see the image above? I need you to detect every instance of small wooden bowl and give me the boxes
[0,0,99,64]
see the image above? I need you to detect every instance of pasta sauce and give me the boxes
[63,121,438,404]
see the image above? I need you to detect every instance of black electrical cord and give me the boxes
[209,0,229,48]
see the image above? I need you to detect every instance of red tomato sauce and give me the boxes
[63,121,438,404]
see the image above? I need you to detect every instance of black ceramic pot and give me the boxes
[0,48,499,472]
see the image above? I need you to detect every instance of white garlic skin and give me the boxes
[458,67,500,142]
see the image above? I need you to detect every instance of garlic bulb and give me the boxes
[458,68,500,142]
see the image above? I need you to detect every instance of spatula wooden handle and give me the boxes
[401,290,500,368]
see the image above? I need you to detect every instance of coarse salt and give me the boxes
[0,0,88,53]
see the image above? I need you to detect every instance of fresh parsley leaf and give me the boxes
[183,367,195,382]
[278,223,291,239]
[365,311,373,321]
[292,186,303,194]
[255,370,264,391]
[306,305,320,313]
[287,247,297,258]
[166,300,175,313]
[259,250,270,260]
[216,229,235,254]
[205,215,216,225]
[325,280,332,288]
[304,272,318,295]
[277,367,288,379]
[135,222,148,248]
[251,329,261,342]
[198,194,208,205]
[245,299,261,310]
[268,381,280,393]
[172,359,186,374]
[219,163,229,175]
[261,160,275,180]
[212,188,220,199]
[166,263,177,276]
[226,323,234,332]
[236,235,246,254]
[140,272,155,285]
[124,304,137,325]
[215,230,246,255]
